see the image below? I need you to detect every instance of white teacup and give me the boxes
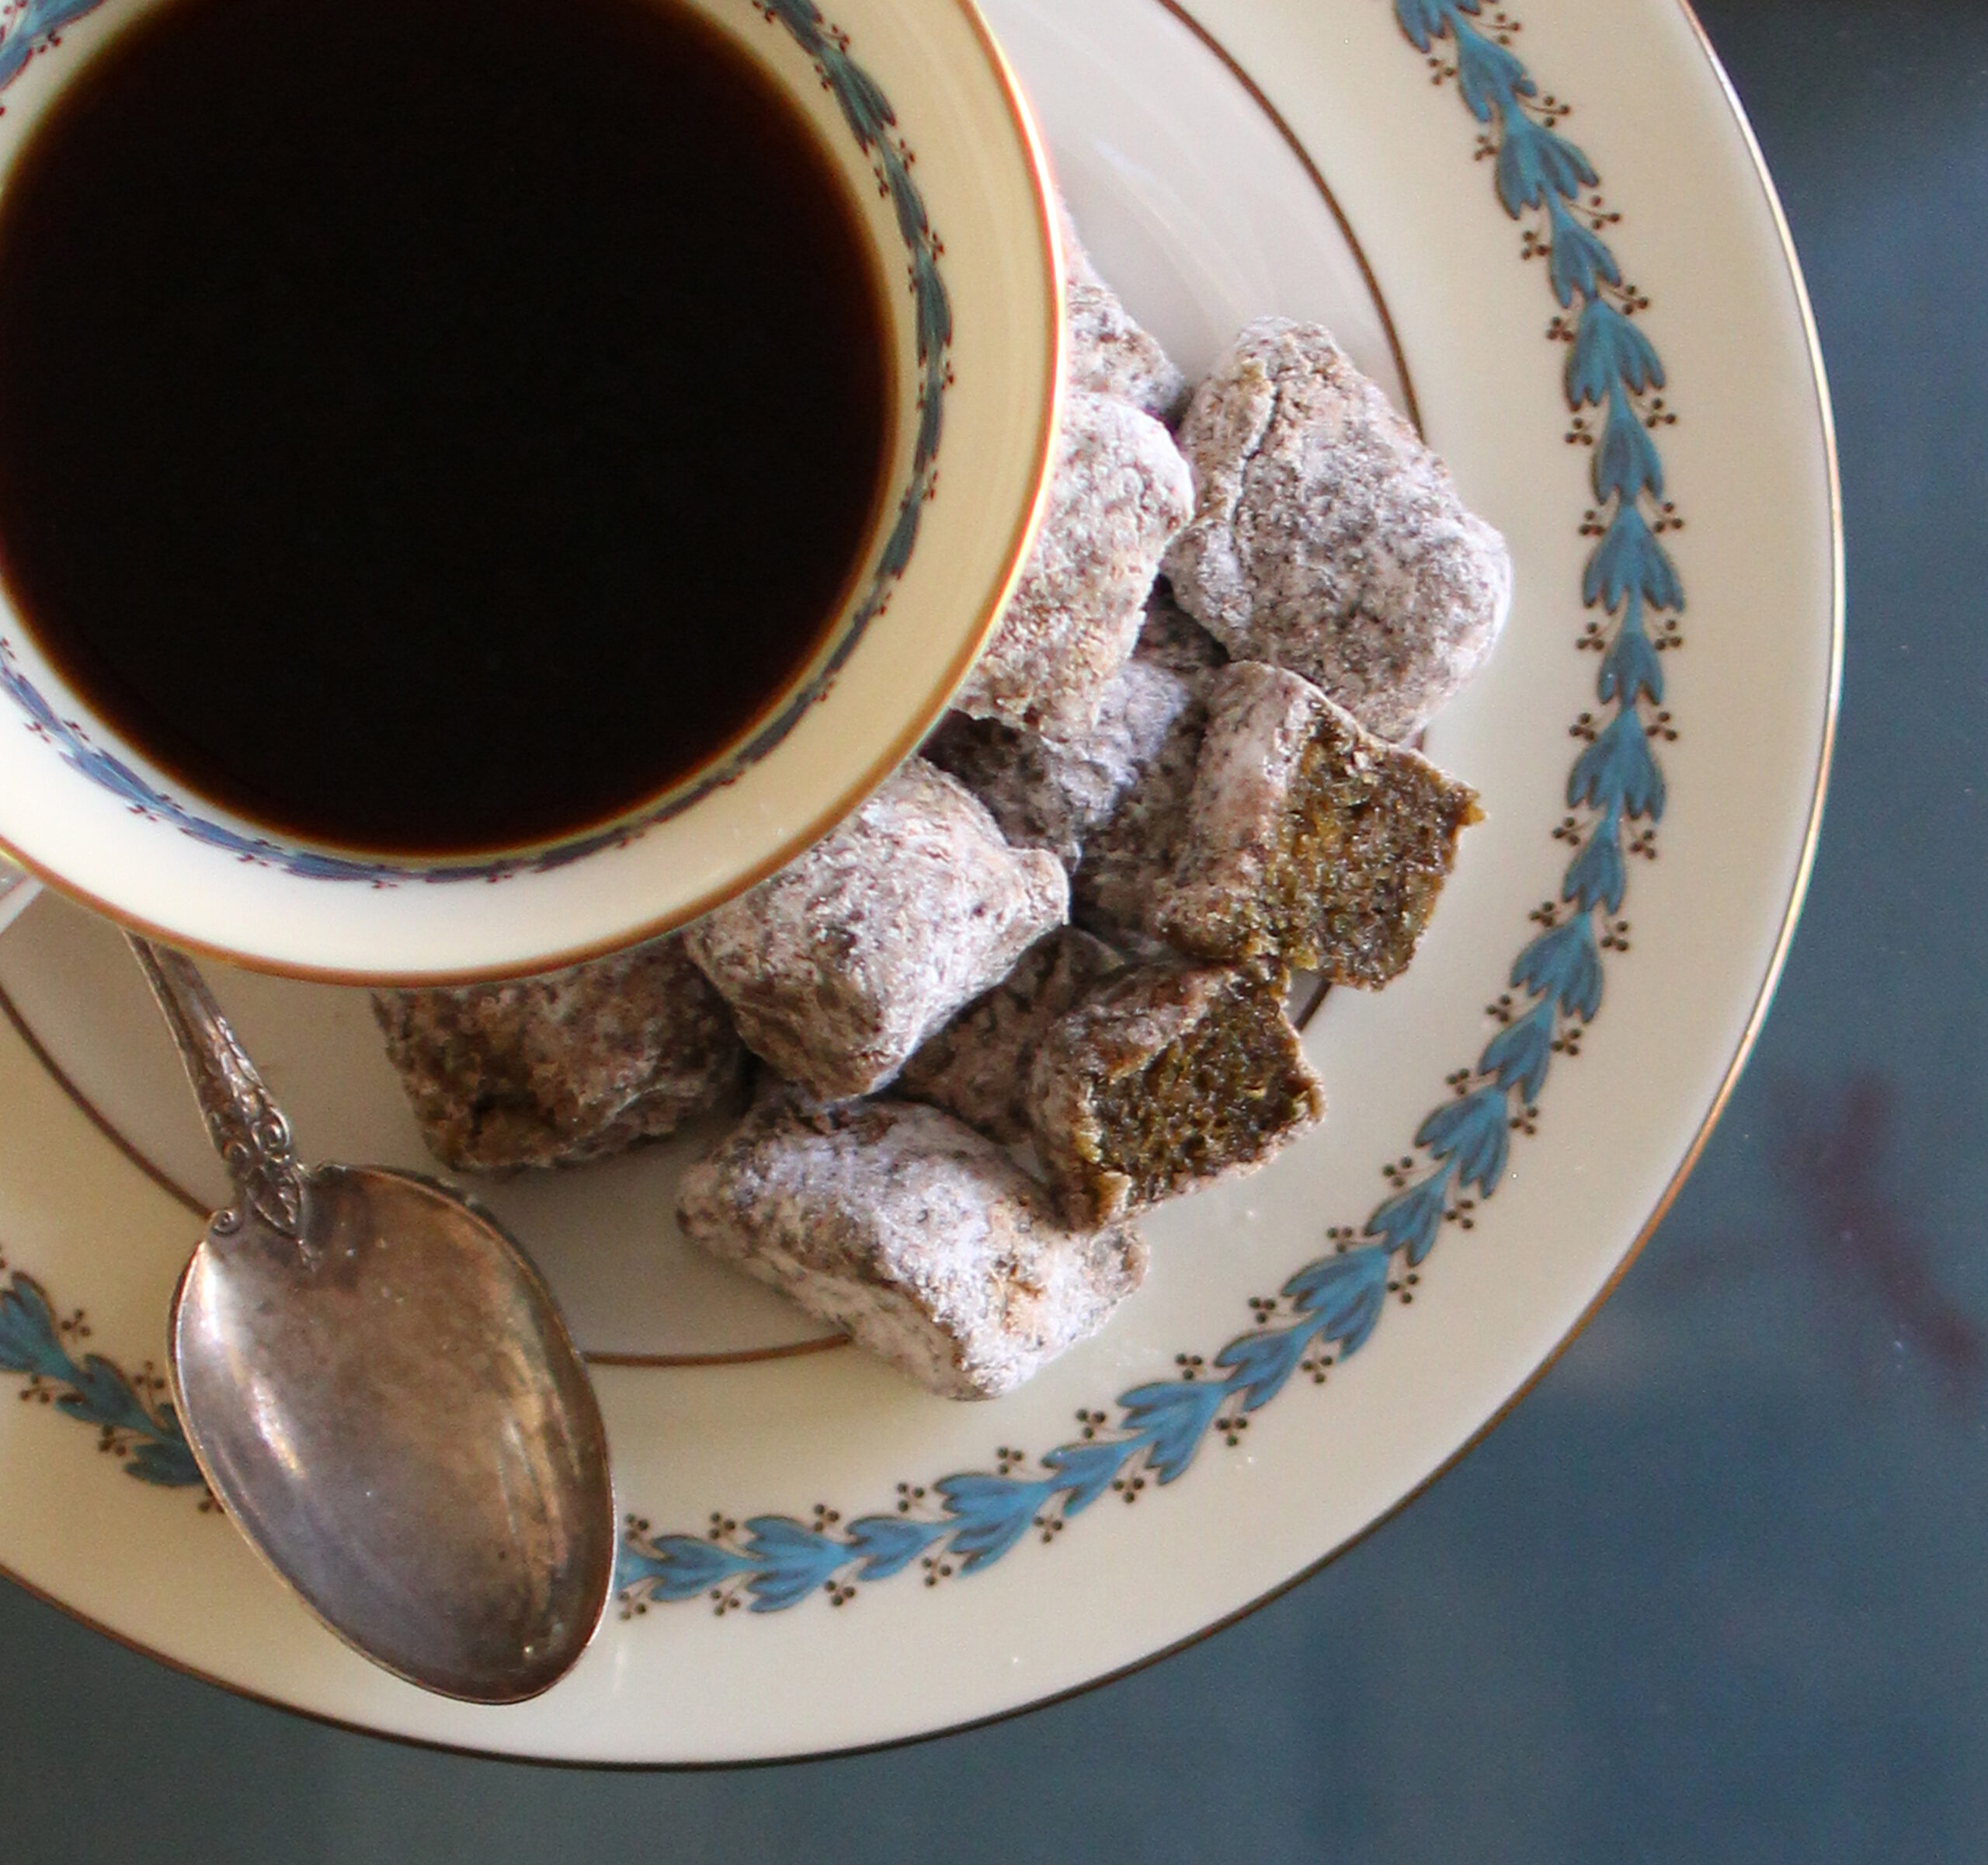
[0,0,1062,980]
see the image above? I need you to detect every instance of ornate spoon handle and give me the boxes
[127,934,305,1240]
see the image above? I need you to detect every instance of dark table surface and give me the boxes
[0,2,1976,1858]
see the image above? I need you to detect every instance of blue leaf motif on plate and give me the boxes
[1545,195,1621,308]
[1213,1326,1312,1413]
[1512,916,1604,1023]
[1281,1243,1393,1345]
[1566,297,1667,406]
[741,1517,851,1610]
[1495,115,1597,217]
[1392,0,1475,55]
[1479,1000,1556,1104]
[843,1513,945,1581]
[1451,18,1535,122]
[1599,597,1666,706]
[0,1273,61,1375]
[615,1534,758,1602]
[1569,705,1667,821]
[0,1272,203,1491]
[1593,379,1665,503]
[56,1354,164,1434]
[1040,1439,1135,1515]
[1562,806,1627,913]
[932,1474,1059,1571]
[1114,1381,1229,1485]
[1416,1087,1511,1197]
[1583,503,1684,615]
[1362,1174,1453,1269]
[124,1438,200,1487]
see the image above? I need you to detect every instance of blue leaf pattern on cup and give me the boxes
[0,0,956,889]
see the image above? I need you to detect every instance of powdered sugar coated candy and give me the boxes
[1164,319,1511,742]
[1158,662,1482,986]
[955,390,1194,742]
[925,602,1212,874]
[677,1092,1148,1400]
[1069,591,1226,950]
[920,700,1137,874]
[374,933,747,1172]
[1030,962,1326,1228]
[682,758,1068,1103]
[1127,583,1229,683]
[1060,197,1190,425]
[901,927,1126,1144]
[926,593,1227,957]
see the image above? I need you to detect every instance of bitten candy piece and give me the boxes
[683,759,1067,1102]
[1164,318,1511,741]
[1158,662,1482,987]
[1061,198,1190,424]
[1030,962,1326,1227]
[901,927,1125,1144]
[956,391,1194,742]
[374,934,748,1172]
[678,1094,1149,1400]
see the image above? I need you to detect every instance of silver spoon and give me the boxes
[127,934,615,1704]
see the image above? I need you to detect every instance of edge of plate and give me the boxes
[0,0,1845,1769]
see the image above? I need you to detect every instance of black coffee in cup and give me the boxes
[0,0,891,854]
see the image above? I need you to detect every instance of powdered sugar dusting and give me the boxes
[677,1094,1147,1399]
[1165,319,1510,741]
[683,760,1067,1102]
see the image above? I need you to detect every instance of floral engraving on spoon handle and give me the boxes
[126,935,305,1241]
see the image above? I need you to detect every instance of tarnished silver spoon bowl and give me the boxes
[129,935,615,1704]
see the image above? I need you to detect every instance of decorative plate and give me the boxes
[0,0,1837,1762]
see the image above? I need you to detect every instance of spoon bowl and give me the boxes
[171,1165,616,1703]
[130,935,616,1703]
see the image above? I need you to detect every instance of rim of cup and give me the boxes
[0,0,1065,982]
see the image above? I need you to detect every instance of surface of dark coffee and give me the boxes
[0,0,890,854]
